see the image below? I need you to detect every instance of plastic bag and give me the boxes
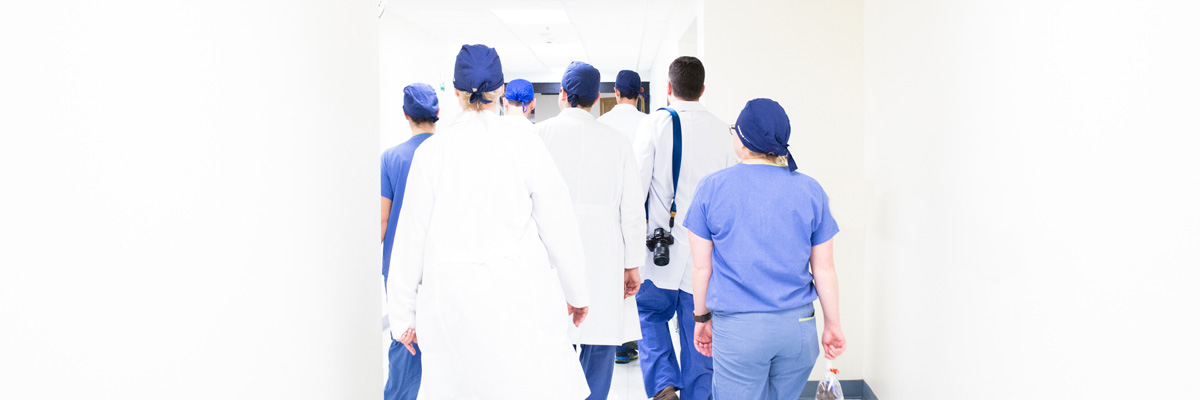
[816,360,844,400]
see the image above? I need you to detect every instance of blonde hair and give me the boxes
[747,151,789,166]
[457,89,502,111]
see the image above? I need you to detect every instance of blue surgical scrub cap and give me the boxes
[561,61,600,107]
[402,83,439,122]
[734,98,797,171]
[615,70,644,100]
[504,79,534,112]
[453,44,504,104]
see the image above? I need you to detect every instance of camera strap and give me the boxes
[662,107,682,229]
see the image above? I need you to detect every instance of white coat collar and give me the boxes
[610,103,638,113]
[558,107,596,120]
[664,100,706,112]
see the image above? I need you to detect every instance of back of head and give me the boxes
[504,78,534,113]
[453,44,504,111]
[403,82,440,125]
[561,61,601,108]
[615,70,643,100]
[668,56,705,101]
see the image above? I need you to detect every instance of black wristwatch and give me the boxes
[693,312,712,323]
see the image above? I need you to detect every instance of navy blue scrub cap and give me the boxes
[615,70,644,99]
[561,61,600,107]
[735,98,797,171]
[453,44,504,104]
[504,79,534,103]
[402,83,439,122]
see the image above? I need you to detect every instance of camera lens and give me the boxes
[653,243,670,266]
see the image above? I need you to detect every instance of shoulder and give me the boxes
[696,165,740,191]
[789,171,830,199]
[381,143,405,163]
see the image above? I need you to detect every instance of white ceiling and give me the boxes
[386,0,677,81]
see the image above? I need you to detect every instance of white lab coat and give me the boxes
[536,108,646,345]
[597,103,645,146]
[633,100,739,293]
[387,110,591,399]
[503,113,534,127]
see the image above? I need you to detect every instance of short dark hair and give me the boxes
[616,88,640,100]
[668,56,705,101]
[575,96,597,108]
[410,116,438,125]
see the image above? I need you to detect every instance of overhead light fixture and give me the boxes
[491,9,571,25]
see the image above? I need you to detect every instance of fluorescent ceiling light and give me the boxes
[491,9,570,25]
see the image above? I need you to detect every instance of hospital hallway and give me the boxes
[4,0,1198,399]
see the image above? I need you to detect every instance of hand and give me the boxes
[567,303,589,327]
[623,268,641,298]
[822,324,846,359]
[694,320,713,357]
[396,328,419,356]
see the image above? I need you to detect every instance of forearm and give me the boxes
[812,265,841,327]
[380,196,392,243]
[692,266,711,315]
[689,232,713,315]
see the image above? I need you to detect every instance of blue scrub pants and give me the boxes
[636,280,713,400]
[711,303,819,400]
[384,336,421,400]
[578,344,619,400]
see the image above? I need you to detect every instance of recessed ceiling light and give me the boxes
[491,9,570,25]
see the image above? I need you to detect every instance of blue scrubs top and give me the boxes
[381,133,433,281]
[683,163,839,313]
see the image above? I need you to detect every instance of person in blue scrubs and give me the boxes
[381,82,439,400]
[683,99,847,400]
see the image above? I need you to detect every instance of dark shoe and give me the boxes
[615,347,638,364]
[652,385,679,400]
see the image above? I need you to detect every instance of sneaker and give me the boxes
[615,347,638,364]
[652,386,679,400]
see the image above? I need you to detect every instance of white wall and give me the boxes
[0,1,381,398]
[701,0,867,381]
[863,1,1200,398]
[647,0,701,111]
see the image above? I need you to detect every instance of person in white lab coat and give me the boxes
[597,69,648,366]
[501,78,536,126]
[597,70,647,146]
[633,56,739,400]
[535,61,646,400]
[387,44,592,400]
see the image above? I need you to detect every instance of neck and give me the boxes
[671,96,697,103]
[570,106,593,113]
[741,155,782,165]
[410,125,434,135]
[616,98,638,106]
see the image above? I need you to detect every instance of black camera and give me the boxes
[645,227,675,266]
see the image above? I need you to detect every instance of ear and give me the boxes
[529,98,537,109]
[666,82,673,97]
[614,88,622,98]
[403,112,411,121]
[699,85,706,98]
[559,89,568,102]
[436,109,440,117]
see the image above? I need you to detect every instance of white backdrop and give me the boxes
[863,0,1200,398]
[1,1,382,398]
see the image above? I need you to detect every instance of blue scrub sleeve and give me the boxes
[811,188,839,246]
[381,153,394,200]
[682,178,713,240]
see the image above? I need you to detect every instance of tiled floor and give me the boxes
[608,358,649,399]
